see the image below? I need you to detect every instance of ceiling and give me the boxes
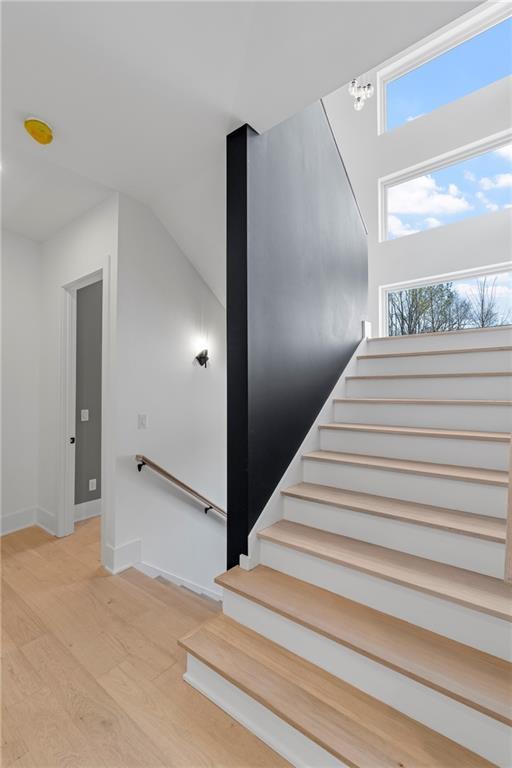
[2,1,479,304]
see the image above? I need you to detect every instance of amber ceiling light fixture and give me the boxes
[24,117,53,145]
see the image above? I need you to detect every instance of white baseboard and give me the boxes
[184,655,346,768]
[103,538,141,574]
[136,561,222,601]
[74,499,101,522]
[0,506,57,536]
[1,507,37,535]
[36,507,57,535]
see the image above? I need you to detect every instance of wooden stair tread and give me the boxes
[216,566,512,725]
[319,422,510,442]
[180,614,496,767]
[281,482,506,541]
[334,398,512,405]
[347,371,512,380]
[368,326,512,341]
[257,521,512,620]
[358,345,512,360]
[303,450,508,486]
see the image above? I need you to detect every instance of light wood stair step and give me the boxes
[368,325,512,342]
[258,521,512,620]
[334,398,512,406]
[303,450,508,486]
[358,345,512,360]
[347,371,512,381]
[319,423,511,442]
[179,614,496,767]
[281,482,506,541]
[216,565,512,725]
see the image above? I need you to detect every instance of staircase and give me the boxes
[180,326,512,768]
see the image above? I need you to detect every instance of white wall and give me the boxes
[39,195,119,533]
[1,231,42,532]
[114,194,226,596]
[324,54,512,332]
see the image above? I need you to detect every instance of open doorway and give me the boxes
[59,269,104,540]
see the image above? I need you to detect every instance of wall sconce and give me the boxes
[195,349,209,368]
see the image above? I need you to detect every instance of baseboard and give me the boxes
[0,507,37,535]
[36,507,57,535]
[74,499,101,522]
[103,538,141,574]
[136,561,222,601]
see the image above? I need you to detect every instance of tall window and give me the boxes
[386,16,512,131]
[386,143,512,240]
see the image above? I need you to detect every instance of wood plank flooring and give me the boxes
[1,519,288,767]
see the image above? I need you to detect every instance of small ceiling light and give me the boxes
[24,117,53,145]
[195,349,209,368]
[348,79,374,111]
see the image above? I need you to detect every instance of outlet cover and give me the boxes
[89,478,97,492]
[81,409,89,422]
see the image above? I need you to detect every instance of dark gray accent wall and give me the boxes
[227,101,368,568]
[75,280,102,505]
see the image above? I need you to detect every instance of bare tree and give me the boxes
[467,277,510,328]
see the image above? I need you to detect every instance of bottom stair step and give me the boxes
[179,614,496,768]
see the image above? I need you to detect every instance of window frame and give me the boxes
[378,130,512,243]
[377,4,512,135]
[379,261,512,338]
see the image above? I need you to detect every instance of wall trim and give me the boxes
[36,507,57,535]
[0,507,57,536]
[135,561,222,602]
[74,499,102,522]
[103,538,141,574]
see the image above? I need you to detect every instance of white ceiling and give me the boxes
[2,1,479,303]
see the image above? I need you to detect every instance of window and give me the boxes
[386,271,512,336]
[385,142,512,240]
[385,16,512,132]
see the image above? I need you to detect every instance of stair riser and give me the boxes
[319,429,509,471]
[366,328,512,355]
[302,458,507,517]
[283,497,504,577]
[259,539,512,659]
[223,590,510,767]
[346,375,512,399]
[357,349,512,376]
[333,401,512,432]
[184,654,346,768]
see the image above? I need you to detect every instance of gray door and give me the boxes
[75,280,102,505]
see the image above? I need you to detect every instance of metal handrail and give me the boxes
[135,454,227,520]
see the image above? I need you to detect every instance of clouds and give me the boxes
[387,215,419,238]
[476,191,499,212]
[425,217,442,228]
[479,173,512,191]
[495,144,512,162]
[388,174,472,216]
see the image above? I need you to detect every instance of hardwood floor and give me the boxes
[1,519,288,767]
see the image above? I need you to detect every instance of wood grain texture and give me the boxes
[258,520,512,620]
[281,482,506,541]
[319,422,511,442]
[216,566,512,725]
[1,519,287,768]
[358,345,512,360]
[303,450,508,486]
[180,614,496,768]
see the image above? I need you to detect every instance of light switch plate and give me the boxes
[89,478,96,492]
[137,414,148,429]
[81,409,89,422]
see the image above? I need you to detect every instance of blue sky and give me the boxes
[387,17,512,131]
[386,17,512,241]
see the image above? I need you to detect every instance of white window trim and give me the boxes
[377,2,512,135]
[378,129,512,243]
[379,261,512,337]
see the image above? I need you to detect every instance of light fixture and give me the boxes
[195,349,209,368]
[24,117,53,145]
[348,79,374,111]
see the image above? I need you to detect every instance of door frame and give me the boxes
[57,255,116,564]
